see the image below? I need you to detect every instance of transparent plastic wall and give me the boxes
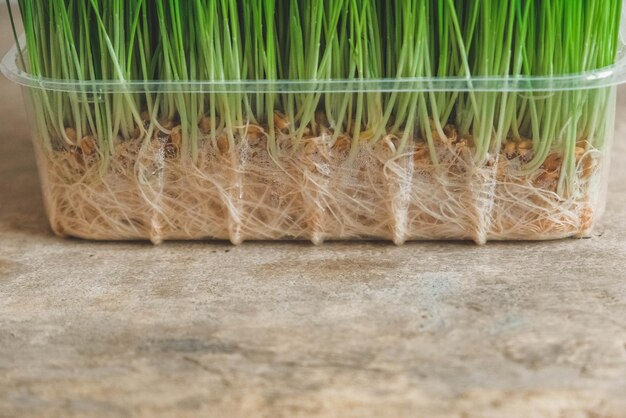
[2,23,626,244]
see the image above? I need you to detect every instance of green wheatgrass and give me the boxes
[7,0,623,195]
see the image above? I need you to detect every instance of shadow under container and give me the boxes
[2,44,625,245]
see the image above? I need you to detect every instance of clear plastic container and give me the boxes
[3,27,626,244]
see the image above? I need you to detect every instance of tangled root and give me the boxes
[35,124,605,245]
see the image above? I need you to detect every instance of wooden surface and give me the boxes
[1,8,626,418]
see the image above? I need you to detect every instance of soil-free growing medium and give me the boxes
[2,0,625,244]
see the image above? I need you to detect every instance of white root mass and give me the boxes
[37,122,604,245]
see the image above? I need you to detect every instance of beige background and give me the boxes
[1,7,626,418]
